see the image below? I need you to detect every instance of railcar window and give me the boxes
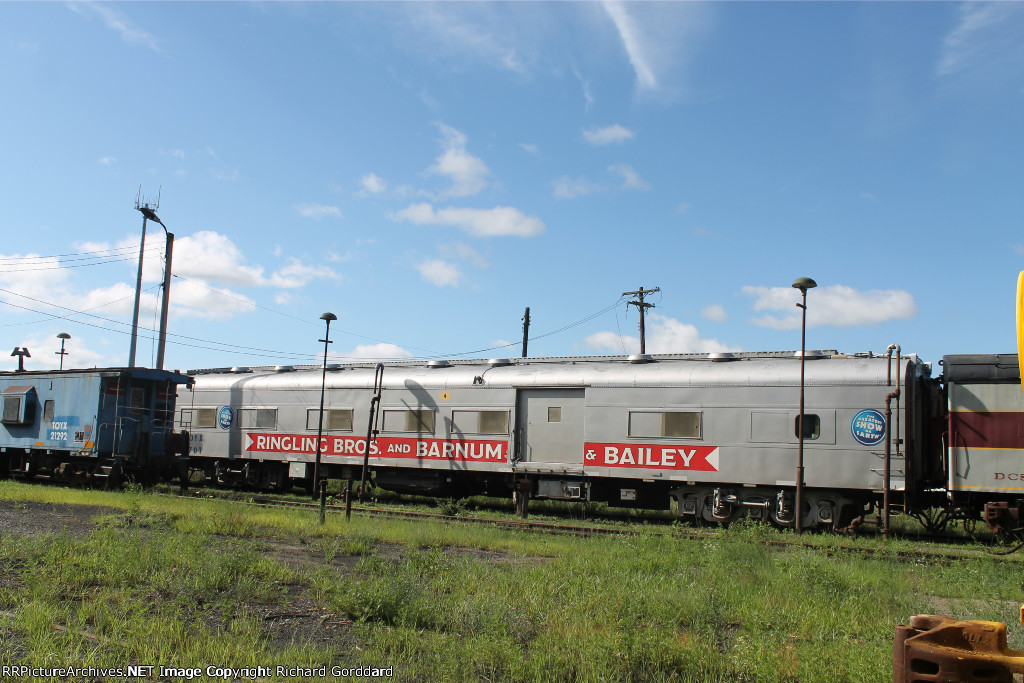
[2,397,21,423]
[548,407,561,423]
[452,410,510,435]
[795,414,820,440]
[629,411,702,438]
[664,412,701,438]
[241,408,277,429]
[43,400,55,423]
[129,387,145,414]
[181,408,216,429]
[306,409,353,431]
[383,409,435,433]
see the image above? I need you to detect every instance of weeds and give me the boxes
[1,479,1022,682]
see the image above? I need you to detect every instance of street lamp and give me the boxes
[313,312,337,524]
[55,333,71,370]
[128,203,175,370]
[792,277,816,534]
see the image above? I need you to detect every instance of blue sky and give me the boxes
[2,1,1022,373]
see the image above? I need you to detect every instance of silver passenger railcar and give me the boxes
[941,354,1024,534]
[179,351,942,529]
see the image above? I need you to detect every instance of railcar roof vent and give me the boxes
[628,354,654,364]
[792,350,827,360]
[709,353,738,362]
[274,365,295,372]
[487,358,512,367]
[230,366,251,373]
[427,360,452,369]
[326,363,342,370]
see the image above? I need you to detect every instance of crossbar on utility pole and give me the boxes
[623,286,660,354]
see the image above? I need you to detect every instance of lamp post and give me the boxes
[56,333,71,370]
[313,312,336,524]
[129,205,174,369]
[792,277,816,534]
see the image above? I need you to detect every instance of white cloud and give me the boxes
[583,313,739,354]
[296,203,342,219]
[519,143,540,156]
[582,124,635,145]
[416,259,461,287]
[71,2,163,53]
[167,279,257,320]
[394,203,545,238]
[269,259,339,289]
[405,4,526,73]
[553,176,602,199]
[603,2,657,90]
[172,231,267,287]
[335,343,415,362]
[742,284,918,330]
[358,173,388,195]
[938,2,1024,77]
[608,163,650,190]
[701,304,727,323]
[97,156,117,165]
[438,243,489,268]
[601,1,712,97]
[212,167,240,182]
[7,330,108,371]
[572,64,596,110]
[428,124,490,198]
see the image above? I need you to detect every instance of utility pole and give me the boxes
[622,286,660,354]
[521,307,530,358]
[130,187,169,369]
[155,228,174,370]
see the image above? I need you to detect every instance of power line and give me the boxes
[171,274,445,355]
[0,243,147,262]
[0,251,164,273]
[1,286,628,365]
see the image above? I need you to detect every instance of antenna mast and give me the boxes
[129,187,166,368]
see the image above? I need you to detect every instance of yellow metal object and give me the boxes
[1020,604,1023,626]
[895,614,1024,682]
[1017,271,1024,394]
[440,391,450,401]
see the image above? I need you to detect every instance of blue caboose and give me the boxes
[0,367,193,486]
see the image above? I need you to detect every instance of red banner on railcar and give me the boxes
[584,442,720,471]
[244,433,508,462]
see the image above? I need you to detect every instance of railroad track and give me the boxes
[166,488,1021,564]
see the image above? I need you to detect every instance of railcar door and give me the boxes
[515,388,584,468]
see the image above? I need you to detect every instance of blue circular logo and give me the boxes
[851,409,886,446]
[217,406,233,430]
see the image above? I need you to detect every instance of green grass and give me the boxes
[1,480,1022,682]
